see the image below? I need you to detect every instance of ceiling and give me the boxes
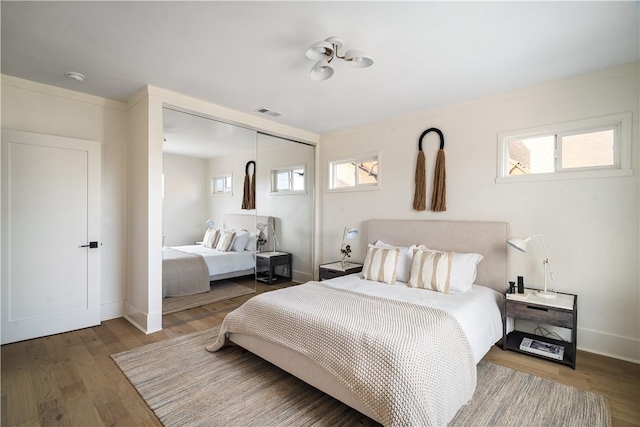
[2,1,638,136]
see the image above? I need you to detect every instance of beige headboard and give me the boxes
[366,219,508,293]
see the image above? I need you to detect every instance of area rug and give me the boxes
[112,329,611,427]
[162,281,254,315]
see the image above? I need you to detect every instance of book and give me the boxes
[519,337,565,360]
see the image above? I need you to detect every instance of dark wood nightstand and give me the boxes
[256,252,292,285]
[319,262,364,281]
[502,289,577,369]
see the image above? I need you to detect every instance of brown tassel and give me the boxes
[241,173,251,210]
[413,150,426,211]
[430,148,446,212]
[249,171,256,210]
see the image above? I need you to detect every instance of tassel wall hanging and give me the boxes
[413,128,446,212]
[241,160,256,210]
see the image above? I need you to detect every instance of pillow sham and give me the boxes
[203,228,220,249]
[231,230,250,252]
[408,247,454,293]
[373,240,416,283]
[362,245,400,285]
[215,230,236,252]
[414,245,484,293]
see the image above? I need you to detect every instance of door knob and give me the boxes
[79,241,99,248]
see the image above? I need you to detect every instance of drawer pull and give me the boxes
[527,305,548,312]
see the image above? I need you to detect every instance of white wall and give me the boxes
[1,75,129,321]
[162,153,208,246]
[318,63,640,362]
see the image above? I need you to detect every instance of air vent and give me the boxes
[255,107,283,117]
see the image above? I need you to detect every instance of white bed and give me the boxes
[209,219,509,425]
[162,214,274,297]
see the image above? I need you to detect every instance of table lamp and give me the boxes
[507,234,556,298]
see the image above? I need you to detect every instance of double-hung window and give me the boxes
[497,112,632,183]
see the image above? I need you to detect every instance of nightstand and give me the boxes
[502,289,577,369]
[319,261,364,281]
[256,252,292,285]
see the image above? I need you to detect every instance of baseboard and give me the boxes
[101,300,124,321]
[292,270,312,284]
[577,327,640,364]
[123,301,163,334]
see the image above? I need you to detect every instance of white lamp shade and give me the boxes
[256,223,267,232]
[344,229,359,239]
[507,235,534,252]
[206,219,215,228]
[310,60,334,81]
[305,41,334,60]
[344,49,374,68]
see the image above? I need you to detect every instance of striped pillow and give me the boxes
[203,228,220,249]
[215,230,236,252]
[408,247,454,293]
[362,246,400,285]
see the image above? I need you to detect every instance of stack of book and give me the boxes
[520,337,564,360]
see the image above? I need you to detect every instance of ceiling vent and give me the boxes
[255,107,282,117]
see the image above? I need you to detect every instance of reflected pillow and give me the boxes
[362,245,400,285]
[216,230,236,252]
[231,230,250,252]
[203,228,220,249]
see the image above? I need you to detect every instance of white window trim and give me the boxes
[496,112,633,184]
[327,151,381,193]
[211,173,233,196]
[270,164,307,195]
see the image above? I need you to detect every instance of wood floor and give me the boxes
[2,280,639,427]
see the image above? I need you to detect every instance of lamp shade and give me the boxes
[310,60,334,81]
[344,228,359,240]
[305,41,334,60]
[206,219,215,228]
[344,49,374,68]
[256,222,267,232]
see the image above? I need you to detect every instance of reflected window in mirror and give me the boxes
[211,173,233,195]
[270,165,306,194]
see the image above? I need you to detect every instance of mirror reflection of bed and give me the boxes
[162,215,275,322]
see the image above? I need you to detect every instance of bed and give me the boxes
[162,214,274,298]
[207,219,508,426]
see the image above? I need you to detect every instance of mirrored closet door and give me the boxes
[161,107,257,318]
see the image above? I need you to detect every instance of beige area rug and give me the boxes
[112,329,611,427]
[162,281,255,315]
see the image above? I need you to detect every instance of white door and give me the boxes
[1,130,101,344]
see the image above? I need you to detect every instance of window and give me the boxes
[211,173,232,195]
[270,165,306,194]
[497,112,632,183]
[328,152,380,192]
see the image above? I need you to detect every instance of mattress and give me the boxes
[171,245,256,277]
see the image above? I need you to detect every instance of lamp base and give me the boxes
[535,290,557,299]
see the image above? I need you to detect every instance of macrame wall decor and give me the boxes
[413,127,446,212]
[241,160,256,210]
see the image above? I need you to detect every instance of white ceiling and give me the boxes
[2,1,638,136]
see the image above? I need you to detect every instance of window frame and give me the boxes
[327,152,381,193]
[496,112,632,183]
[211,173,233,196]
[269,164,307,195]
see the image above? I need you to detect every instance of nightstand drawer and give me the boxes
[505,301,573,328]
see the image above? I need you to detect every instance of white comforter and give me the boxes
[171,245,256,277]
[322,273,505,364]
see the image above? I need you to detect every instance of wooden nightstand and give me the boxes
[256,252,292,285]
[319,262,364,281]
[502,289,577,369]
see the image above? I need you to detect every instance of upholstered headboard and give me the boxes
[366,219,508,293]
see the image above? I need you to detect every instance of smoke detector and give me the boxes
[65,71,85,82]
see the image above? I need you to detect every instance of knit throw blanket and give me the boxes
[206,282,476,426]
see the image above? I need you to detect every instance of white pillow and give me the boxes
[231,230,250,252]
[203,228,220,249]
[416,245,484,293]
[362,245,400,285]
[244,233,257,251]
[373,240,416,283]
[215,230,236,252]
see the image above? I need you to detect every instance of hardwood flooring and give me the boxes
[2,281,639,426]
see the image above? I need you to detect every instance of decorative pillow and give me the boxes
[215,230,236,252]
[203,228,220,249]
[413,245,484,293]
[362,245,400,285]
[231,229,250,252]
[373,240,416,283]
[409,247,454,293]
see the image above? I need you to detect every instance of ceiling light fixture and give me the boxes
[65,71,85,82]
[305,36,373,81]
